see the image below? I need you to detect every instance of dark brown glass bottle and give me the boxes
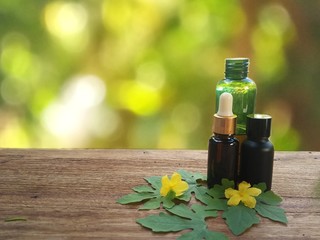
[240,114,274,190]
[207,93,239,188]
[207,134,239,188]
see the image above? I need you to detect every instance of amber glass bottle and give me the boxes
[207,93,239,188]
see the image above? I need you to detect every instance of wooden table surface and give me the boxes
[0,149,319,239]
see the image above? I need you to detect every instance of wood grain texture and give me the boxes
[0,149,319,239]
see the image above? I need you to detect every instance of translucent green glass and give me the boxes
[216,58,257,135]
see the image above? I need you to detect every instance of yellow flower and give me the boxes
[225,181,262,208]
[160,172,189,197]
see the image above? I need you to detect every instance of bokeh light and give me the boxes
[41,75,110,147]
[252,4,295,81]
[0,0,319,150]
[44,1,89,53]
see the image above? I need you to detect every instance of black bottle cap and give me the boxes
[246,114,272,138]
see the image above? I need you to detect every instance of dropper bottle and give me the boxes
[216,58,257,145]
[207,92,239,188]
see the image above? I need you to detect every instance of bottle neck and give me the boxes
[214,133,235,140]
[225,71,248,79]
[224,58,249,80]
[247,135,269,141]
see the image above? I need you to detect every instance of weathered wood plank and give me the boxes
[0,149,319,239]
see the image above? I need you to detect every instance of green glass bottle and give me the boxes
[216,58,257,144]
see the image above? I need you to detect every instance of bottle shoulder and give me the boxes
[216,78,256,90]
[210,135,239,144]
[217,77,255,84]
[242,138,274,150]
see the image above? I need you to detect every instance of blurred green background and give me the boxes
[0,0,319,150]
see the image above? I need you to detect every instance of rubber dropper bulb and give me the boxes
[212,92,237,135]
[217,92,233,117]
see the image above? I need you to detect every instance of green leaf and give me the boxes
[139,197,161,210]
[253,182,267,192]
[177,229,228,240]
[117,192,156,204]
[118,175,188,209]
[162,196,175,209]
[221,178,235,189]
[177,169,206,183]
[191,204,218,219]
[207,178,235,199]
[193,185,212,204]
[137,212,191,232]
[137,204,227,239]
[195,180,230,211]
[197,188,228,211]
[125,171,206,209]
[139,190,177,210]
[255,202,288,223]
[204,198,228,211]
[257,191,283,205]
[133,185,155,193]
[119,171,288,239]
[193,172,207,182]
[166,203,218,221]
[197,192,218,206]
[177,192,191,202]
[4,217,27,222]
[176,170,208,203]
[144,176,162,190]
[207,185,225,198]
[166,203,195,219]
[223,204,260,235]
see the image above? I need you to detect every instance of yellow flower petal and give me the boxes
[225,181,262,208]
[172,181,189,196]
[227,193,241,206]
[241,195,257,208]
[161,175,170,186]
[160,186,170,196]
[246,187,262,197]
[170,172,182,185]
[225,188,238,199]
[160,173,189,197]
[238,181,251,192]
[160,175,170,196]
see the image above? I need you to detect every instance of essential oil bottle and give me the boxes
[240,114,274,190]
[216,58,257,145]
[207,92,239,188]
